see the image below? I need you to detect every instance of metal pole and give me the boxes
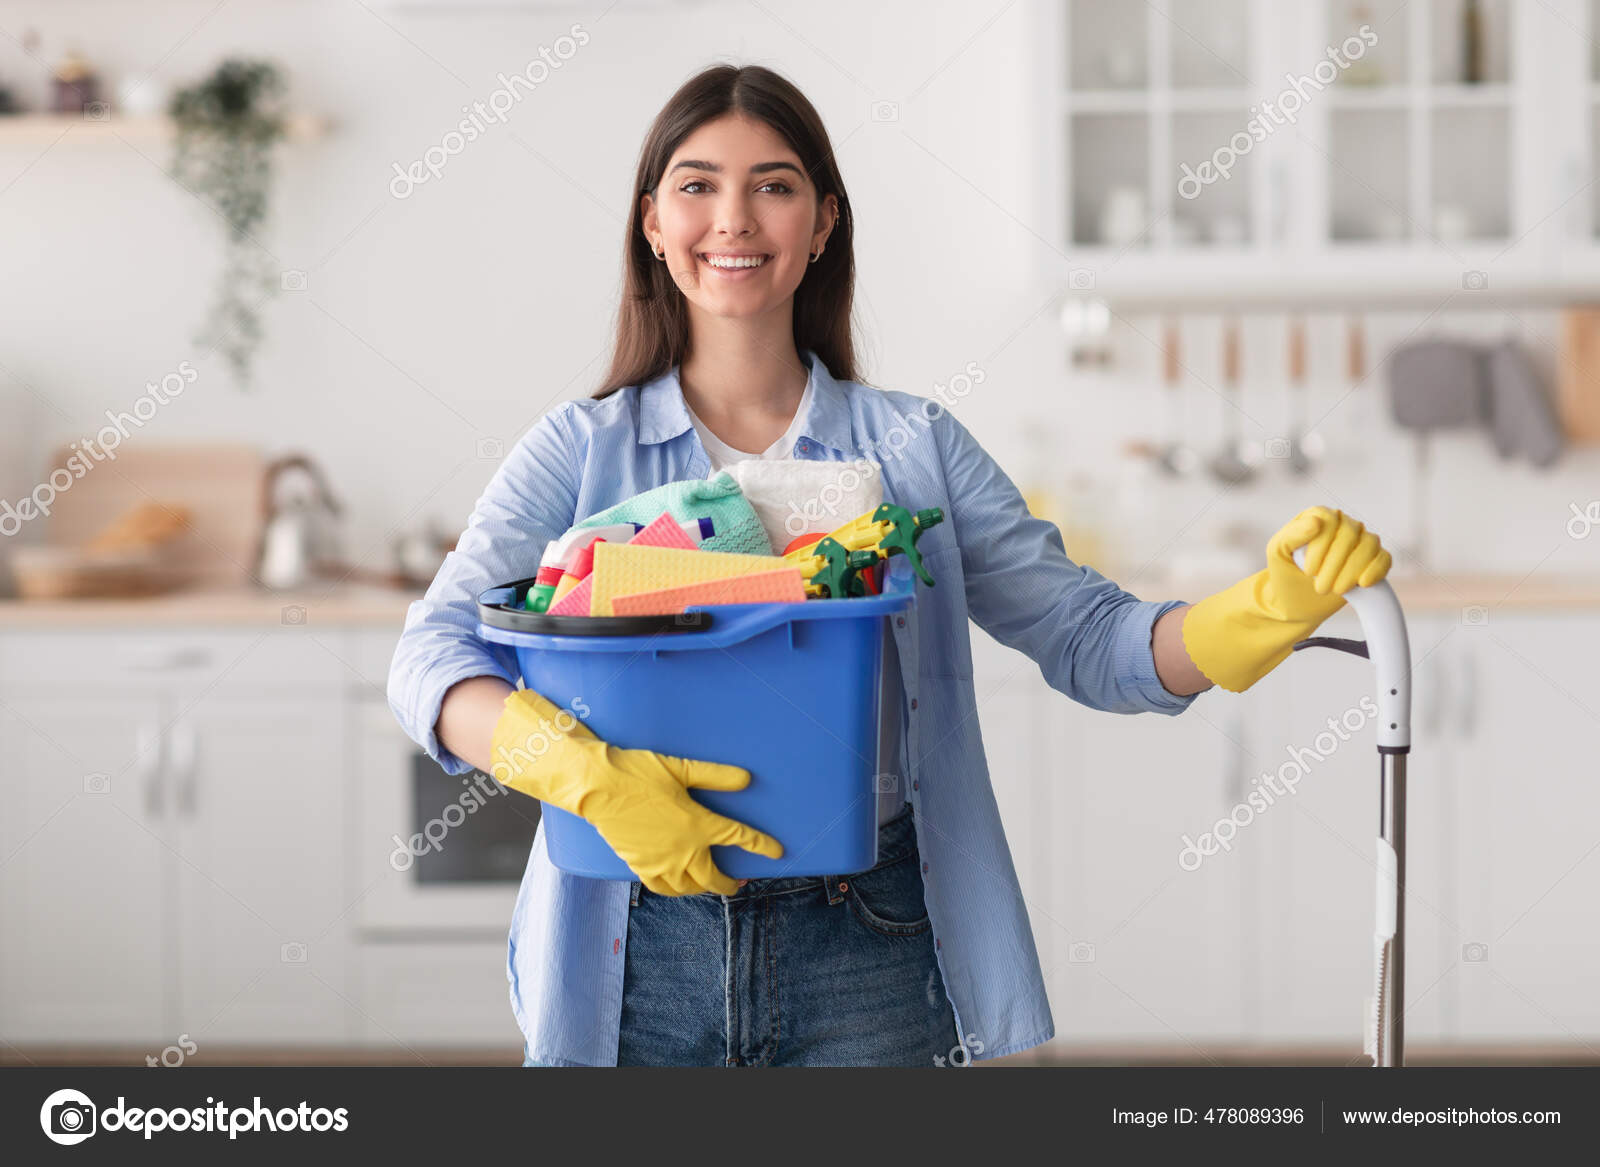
[1376,751,1407,1067]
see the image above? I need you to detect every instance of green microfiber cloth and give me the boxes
[571,472,773,556]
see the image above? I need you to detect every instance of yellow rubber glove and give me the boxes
[489,689,782,896]
[1181,506,1393,693]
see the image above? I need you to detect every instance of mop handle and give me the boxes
[1291,546,1411,750]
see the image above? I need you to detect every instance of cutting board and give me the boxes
[1558,308,1600,443]
[38,442,268,587]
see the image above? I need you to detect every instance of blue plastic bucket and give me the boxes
[476,557,916,880]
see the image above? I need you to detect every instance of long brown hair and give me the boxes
[591,64,860,399]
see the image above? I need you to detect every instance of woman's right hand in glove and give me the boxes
[489,689,782,896]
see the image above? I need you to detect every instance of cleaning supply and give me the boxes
[784,504,945,597]
[611,567,807,616]
[717,457,882,551]
[1181,506,1392,693]
[526,520,709,612]
[489,688,783,896]
[475,557,918,880]
[628,511,701,551]
[546,574,595,616]
[573,473,772,556]
[587,542,792,617]
[526,523,636,613]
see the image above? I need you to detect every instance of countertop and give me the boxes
[1,573,1599,627]
[0,582,423,627]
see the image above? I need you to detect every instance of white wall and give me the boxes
[0,0,1596,587]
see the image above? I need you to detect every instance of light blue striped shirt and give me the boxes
[387,349,1198,1064]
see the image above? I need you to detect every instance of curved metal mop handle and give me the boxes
[1291,546,1412,1068]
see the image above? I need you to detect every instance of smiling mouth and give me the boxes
[698,253,771,270]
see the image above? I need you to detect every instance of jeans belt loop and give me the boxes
[629,880,642,908]
[824,874,846,906]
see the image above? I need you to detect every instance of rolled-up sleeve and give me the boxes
[935,409,1197,717]
[387,401,584,774]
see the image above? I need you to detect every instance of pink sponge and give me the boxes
[629,511,699,551]
[611,568,806,617]
[546,575,594,616]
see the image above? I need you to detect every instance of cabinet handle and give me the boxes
[124,646,214,672]
[135,723,165,817]
[171,724,198,817]
[1457,648,1477,736]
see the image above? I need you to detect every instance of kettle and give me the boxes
[256,455,343,590]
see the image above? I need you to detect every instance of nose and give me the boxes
[712,189,759,239]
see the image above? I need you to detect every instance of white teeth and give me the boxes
[702,254,767,269]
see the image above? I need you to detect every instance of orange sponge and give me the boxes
[611,568,806,616]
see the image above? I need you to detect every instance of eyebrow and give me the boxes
[667,159,804,178]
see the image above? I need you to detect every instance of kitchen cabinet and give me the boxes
[978,599,1600,1059]
[1453,612,1600,1041]
[1040,0,1600,299]
[172,699,350,1044]
[0,697,168,1043]
[0,628,352,1049]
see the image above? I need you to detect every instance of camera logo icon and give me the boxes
[476,436,504,461]
[281,941,308,963]
[281,269,308,292]
[40,1088,96,1145]
[1462,270,1488,291]
[873,772,898,794]
[1069,941,1096,964]
[83,101,110,122]
[870,100,899,123]
[1462,942,1489,963]
[1067,268,1096,291]
[1461,605,1489,627]
[281,605,307,626]
[83,772,111,795]
[1264,437,1290,460]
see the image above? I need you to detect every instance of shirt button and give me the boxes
[910,698,918,711]
[896,616,905,628]
[922,862,930,874]
[912,780,919,791]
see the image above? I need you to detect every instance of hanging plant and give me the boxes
[168,59,287,388]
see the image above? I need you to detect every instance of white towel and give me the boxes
[716,458,883,551]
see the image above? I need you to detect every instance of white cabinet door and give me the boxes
[172,698,352,1044]
[1454,612,1600,1045]
[1250,607,1455,1052]
[0,696,169,1044]
[1048,670,1244,1049]
[970,633,1065,1018]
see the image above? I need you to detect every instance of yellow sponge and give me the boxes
[588,542,791,617]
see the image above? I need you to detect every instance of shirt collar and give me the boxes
[637,348,855,456]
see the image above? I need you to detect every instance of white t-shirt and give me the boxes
[683,376,814,471]
[682,378,908,829]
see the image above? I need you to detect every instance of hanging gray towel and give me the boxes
[1387,339,1489,430]
[1486,340,1564,467]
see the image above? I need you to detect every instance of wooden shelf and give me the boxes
[0,112,331,145]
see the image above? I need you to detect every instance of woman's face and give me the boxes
[641,113,836,320]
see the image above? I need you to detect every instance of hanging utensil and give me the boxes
[1208,317,1257,485]
[1155,319,1199,477]
[1285,317,1325,476]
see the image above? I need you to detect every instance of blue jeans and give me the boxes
[523,806,961,1066]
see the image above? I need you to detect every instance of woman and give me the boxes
[387,64,1391,1067]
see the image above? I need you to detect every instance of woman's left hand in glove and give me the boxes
[1181,506,1393,693]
